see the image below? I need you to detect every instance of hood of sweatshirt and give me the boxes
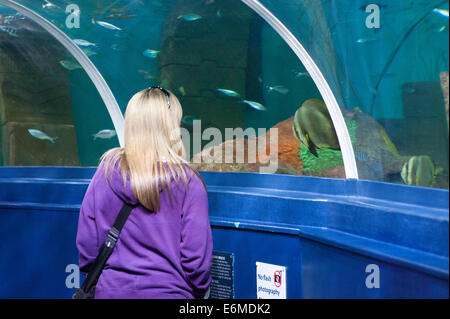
[103,160,194,207]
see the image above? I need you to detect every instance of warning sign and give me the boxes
[256,262,286,299]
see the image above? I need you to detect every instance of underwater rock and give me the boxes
[190,116,305,175]
[350,108,406,181]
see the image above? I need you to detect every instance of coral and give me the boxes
[299,145,344,173]
[298,117,357,173]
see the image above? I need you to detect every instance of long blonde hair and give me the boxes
[100,87,195,211]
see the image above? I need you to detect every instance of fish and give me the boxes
[143,49,160,59]
[0,25,18,37]
[266,85,289,95]
[138,70,157,79]
[28,129,57,143]
[356,38,377,44]
[82,47,98,57]
[105,14,137,20]
[216,89,241,98]
[292,70,311,78]
[437,25,447,33]
[433,8,449,18]
[379,127,399,157]
[2,15,17,25]
[401,84,416,94]
[109,8,130,13]
[73,39,96,47]
[59,60,83,71]
[177,14,202,21]
[92,18,123,31]
[178,86,186,96]
[292,98,340,157]
[42,1,60,10]
[258,78,289,95]
[181,115,200,127]
[354,150,369,161]
[205,0,215,4]
[111,43,128,52]
[217,10,222,18]
[93,129,116,140]
[401,155,436,187]
[242,100,267,111]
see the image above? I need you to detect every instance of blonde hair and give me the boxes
[100,87,199,211]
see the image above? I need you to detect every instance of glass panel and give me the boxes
[0,3,118,166]
[9,0,348,178]
[259,0,449,189]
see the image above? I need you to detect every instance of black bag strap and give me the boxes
[80,203,133,293]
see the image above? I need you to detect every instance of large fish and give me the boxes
[401,155,436,187]
[292,98,340,157]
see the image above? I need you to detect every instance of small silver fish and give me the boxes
[104,14,137,20]
[433,8,449,18]
[93,129,117,140]
[143,49,160,59]
[242,100,267,111]
[216,89,241,98]
[73,39,97,47]
[59,60,82,71]
[111,43,128,52]
[2,15,17,25]
[28,129,57,143]
[177,14,202,21]
[292,70,310,78]
[0,25,18,37]
[92,18,123,31]
[42,1,60,10]
[402,84,416,94]
[266,85,289,95]
[82,47,98,57]
[138,69,157,79]
[356,38,377,44]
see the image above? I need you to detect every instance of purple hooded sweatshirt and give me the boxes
[76,160,213,299]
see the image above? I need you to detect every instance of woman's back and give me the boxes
[76,87,212,299]
[77,160,212,299]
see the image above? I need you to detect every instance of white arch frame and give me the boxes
[1,0,359,179]
[241,0,358,179]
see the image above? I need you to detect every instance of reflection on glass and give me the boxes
[259,0,449,189]
[0,3,118,166]
[3,0,449,189]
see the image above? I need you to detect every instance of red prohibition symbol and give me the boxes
[274,270,282,288]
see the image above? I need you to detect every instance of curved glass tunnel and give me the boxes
[0,0,449,190]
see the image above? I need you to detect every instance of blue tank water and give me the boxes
[0,167,448,299]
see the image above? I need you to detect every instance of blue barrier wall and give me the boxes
[0,167,448,299]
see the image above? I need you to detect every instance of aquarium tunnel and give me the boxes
[0,0,448,298]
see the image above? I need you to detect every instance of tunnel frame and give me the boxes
[0,0,359,179]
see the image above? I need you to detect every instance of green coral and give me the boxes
[298,118,358,173]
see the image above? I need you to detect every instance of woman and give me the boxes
[76,87,212,299]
